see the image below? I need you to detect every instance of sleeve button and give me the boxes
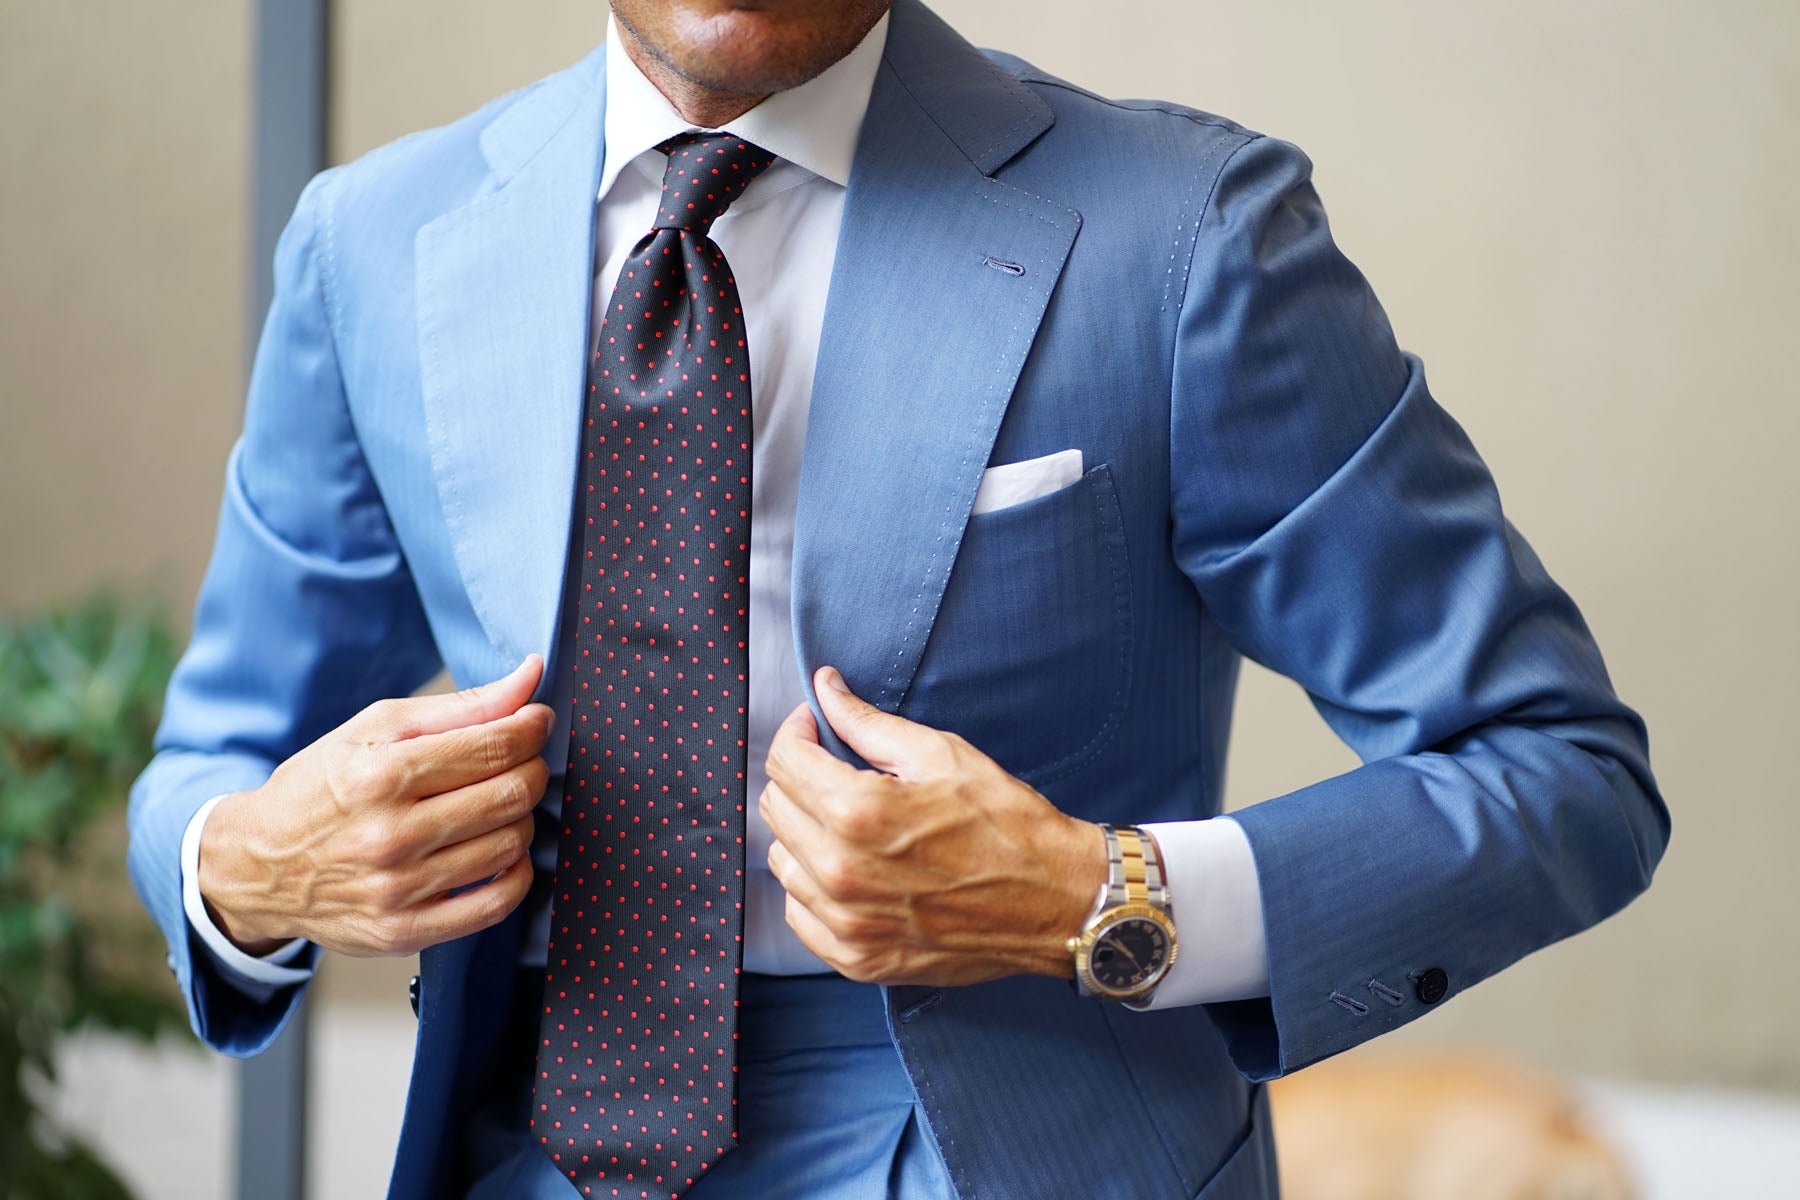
[1414,967,1449,1005]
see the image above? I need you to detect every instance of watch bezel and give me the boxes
[1069,901,1178,1001]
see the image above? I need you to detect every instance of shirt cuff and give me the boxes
[1133,816,1270,1008]
[182,793,313,996]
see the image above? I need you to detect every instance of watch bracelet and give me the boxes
[1100,823,1171,912]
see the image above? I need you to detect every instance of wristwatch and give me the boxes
[1067,824,1177,1006]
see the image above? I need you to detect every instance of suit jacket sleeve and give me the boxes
[1166,133,1669,1079]
[127,169,444,1056]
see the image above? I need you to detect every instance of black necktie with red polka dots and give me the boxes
[533,132,776,1199]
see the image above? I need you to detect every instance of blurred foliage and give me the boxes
[1,596,189,1199]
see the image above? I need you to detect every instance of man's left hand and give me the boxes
[760,666,1106,987]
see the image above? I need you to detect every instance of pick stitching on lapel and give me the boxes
[415,50,607,674]
[793,0,1081,736]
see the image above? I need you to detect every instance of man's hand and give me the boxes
[197,657,555,958]
[760,666,1106,987]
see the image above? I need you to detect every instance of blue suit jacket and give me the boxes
[128,3,1668,1197]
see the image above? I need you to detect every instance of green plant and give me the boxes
[1,596,190,1199]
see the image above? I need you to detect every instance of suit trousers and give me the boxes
[458,971,955,1199]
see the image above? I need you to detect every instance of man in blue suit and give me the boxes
[129,1,1667,1197]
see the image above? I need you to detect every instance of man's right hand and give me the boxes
[197,656,555,958]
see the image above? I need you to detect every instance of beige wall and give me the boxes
[0,2,248,611]
[4,0,1796,1094]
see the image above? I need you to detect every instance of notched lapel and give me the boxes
[793,17,1078,736]
[415,55,605,673]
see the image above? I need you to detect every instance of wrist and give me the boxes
[1035,816,1108,978]
[197,790,291,955]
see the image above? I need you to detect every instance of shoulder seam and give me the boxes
[310,168,351,361]
[1165,131,1262,508]
[1165,131,1262,317]
[1020,74,1256,135]
[306,168,382,465]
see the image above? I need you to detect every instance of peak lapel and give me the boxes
[793,0,1080,738]
[415,52,606,670]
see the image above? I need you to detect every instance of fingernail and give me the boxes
[822,667,850,694]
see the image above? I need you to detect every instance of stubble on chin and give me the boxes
[611,1,889,100]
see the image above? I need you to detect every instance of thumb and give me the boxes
[812,666,930,776]
[371,655,546,740]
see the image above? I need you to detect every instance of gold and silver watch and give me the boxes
[1067,824,1177,1007]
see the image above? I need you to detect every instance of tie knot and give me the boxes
[652,133,776,235]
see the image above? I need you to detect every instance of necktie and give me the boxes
[534,133,776,1200]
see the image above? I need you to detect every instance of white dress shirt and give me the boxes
[183,13,1270,1009]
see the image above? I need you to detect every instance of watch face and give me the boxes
[1088,914,1171,995]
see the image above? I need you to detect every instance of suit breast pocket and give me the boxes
[899,464,1132,784]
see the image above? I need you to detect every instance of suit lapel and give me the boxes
[411,4,1080,712]
[415,49,606,669]
[793,0,1080,733]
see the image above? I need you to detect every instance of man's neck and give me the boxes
[615,25,768,128]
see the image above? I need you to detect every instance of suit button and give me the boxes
[408,975,421,1017]
[1414,967,1449,1005]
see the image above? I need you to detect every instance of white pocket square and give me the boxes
[971,449,1084,515]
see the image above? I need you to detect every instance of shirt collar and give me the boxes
[598,11,890,203]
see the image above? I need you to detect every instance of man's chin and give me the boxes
[659,15,843,93]
[616,0,890,101]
